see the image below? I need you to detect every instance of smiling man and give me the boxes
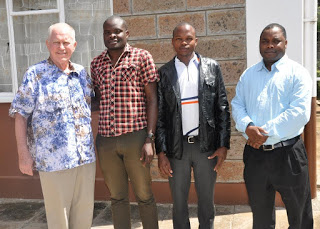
[232,23,313,228]
[90,16,159,229]
[9,23,96,229]
[156,22,230,229]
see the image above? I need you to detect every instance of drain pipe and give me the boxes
[303,0,317,198]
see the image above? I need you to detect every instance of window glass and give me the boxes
[13,0,57,12]
[13,13,59,85]
[0,0,12,93]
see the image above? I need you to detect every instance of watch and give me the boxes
[146,132,155,141]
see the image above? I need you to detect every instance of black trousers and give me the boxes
[168,140,217,229]
[243,138,313,229]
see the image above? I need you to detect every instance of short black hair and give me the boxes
[104,15,128,30]
[260,23,287,39]
[172,22,196,38]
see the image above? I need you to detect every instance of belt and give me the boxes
[259,136,300,151]
[183,135,199,144]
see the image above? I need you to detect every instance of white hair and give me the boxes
[47,23,76,42]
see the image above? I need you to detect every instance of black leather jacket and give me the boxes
[155,54,231,159]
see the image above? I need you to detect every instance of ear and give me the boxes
[195,37,198,47]
[74,41,77,49]
[125,30,129,38]
[284,39,288,49]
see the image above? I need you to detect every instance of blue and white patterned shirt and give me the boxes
[231,55,312,145]
[9,59,96,172]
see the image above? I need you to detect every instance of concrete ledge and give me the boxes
[0,193,319,229]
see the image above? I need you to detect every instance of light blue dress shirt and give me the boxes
[231,55,312,145]
[9,59,96,172]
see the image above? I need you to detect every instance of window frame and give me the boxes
[1,0,65,103]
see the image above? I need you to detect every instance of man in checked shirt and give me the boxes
[90,16,159,229]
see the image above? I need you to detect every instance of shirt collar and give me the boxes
[175,52,199,67]
[258,54,288,72]
[47,57,79,76]
[105,43,131,59]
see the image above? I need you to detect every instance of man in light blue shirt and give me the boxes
[232,23,313,228]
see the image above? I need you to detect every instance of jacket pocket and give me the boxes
[206,118,215,128]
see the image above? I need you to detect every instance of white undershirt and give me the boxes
[175,54,199,136]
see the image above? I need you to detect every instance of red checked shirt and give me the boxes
[91,44,159,137]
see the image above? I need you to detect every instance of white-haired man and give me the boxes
[9,23,96,229]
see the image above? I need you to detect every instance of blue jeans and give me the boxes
[96,129,158,229]
[168,140,217,229]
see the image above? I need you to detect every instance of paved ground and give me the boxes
[0,107,319,229]
[0,194,319,229]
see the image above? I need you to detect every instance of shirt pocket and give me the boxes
[121,63,138,82]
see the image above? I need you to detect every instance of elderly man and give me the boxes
[232,23,313,228]
[156,22,230,229]
[9,23,96,229]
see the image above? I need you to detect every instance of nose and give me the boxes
[181,40,187,45]
[266,42,274,48]
[109,33,116,39]
[58,42,65,49]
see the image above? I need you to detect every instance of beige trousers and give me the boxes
[39,162,96,229]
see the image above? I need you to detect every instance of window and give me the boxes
[1,0,112,102]
[1,0,64,102]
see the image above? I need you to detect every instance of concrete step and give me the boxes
[0,190,319,229]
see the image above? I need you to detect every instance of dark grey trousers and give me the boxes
[168,140,217,229]
[244,138,313,229]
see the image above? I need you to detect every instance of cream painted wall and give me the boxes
[246,0,304,68]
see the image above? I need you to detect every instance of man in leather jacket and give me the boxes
[155,22,231,229]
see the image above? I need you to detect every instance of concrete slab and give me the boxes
[0,198,317,229]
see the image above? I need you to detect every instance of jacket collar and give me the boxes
[166,58,180,100]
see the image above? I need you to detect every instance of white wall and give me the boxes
[246,0,304,68]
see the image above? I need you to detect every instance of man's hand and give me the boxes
[140,138,155,166]
[18,149,34,176]
[208,147,227,172]
[245,126,268,149]
[157,152,173,177]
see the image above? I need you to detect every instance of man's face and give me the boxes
[172,25,198,60]
[46,27,76,67]
[259,27,287,66]
[103,18,129,51]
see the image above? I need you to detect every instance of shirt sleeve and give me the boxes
[90,58,99,89]
[9,68,37,119]
[140,50,159,85]
[231,72,253,134]
[80,68,94,98]
[261,68,312,139]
